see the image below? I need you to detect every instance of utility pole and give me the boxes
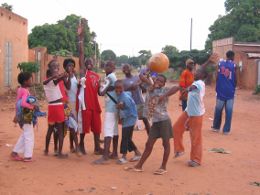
[78,18,87,77]
[190,18,193,51]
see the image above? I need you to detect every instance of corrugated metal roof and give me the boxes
[247,53,260,58]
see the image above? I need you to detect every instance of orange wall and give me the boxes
[0,7,28,93]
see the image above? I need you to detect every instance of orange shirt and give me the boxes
[179,69,194,100]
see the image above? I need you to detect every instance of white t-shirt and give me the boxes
[67,75,78,103]
[186,80,205,116]
[43,80,63,102]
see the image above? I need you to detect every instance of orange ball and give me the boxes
[148,53,169,73]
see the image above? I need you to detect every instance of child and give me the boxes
[179,59,195,111]
[114,80,141,164]
[93,61,119,164]
[63,58,80,155]
[173,67,208,167]
[126,74,179,174]
[43,60,68,158]
[76,58,103,155]
[11,72,35,162]
[122,64,150,135]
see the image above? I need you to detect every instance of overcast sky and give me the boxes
[3,0,226,56]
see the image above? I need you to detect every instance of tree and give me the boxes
[17,62,39,73]
[1,3,12,11]
[161,45,179,68]
[29,14,98,58]
[138,50,152,65]
[128,56,141,67]
[205,0,260,51]
[116,55,129,67]
[101,50,117,62]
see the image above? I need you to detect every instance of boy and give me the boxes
[11,72,35,162]
[94,61,119,164]
[173,67,208,167]
[122,64,150,135]
[179,59,195,111]
[115,80,142,164]
[76,58,103,155]
[126,75,179,174]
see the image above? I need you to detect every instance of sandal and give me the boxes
[124,166,143,172]
[10,155,23,161]
[23,158,33,162]
[129,155,141,162]
[117,158,128,165]
[153,168,167,175]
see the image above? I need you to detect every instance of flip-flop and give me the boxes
[124,166,143,172]
[117,158,128,165]
[92,158,110,165]
[153,168,167,175]
[23,158,33,162]
[129,155,141,162]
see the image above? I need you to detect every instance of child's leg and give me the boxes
[135,138,157,169]
[111,135,118,157]
[70,128,79,153]
[53,129,58,153]
[120,126,130,158]
[128,126,141,156]
[69,131,75,152]
[79,133,86,154]
[45,124,55,154]
[189,116,203,164]
[23,124,34,159]
[173,112,189,154]
[12,129,26,156]
[56,122,67,157]
[142,117,150,135]
[160,139,170,170]
[93,133,103,154]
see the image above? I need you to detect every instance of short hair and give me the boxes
[17,72,32,85]
[157,74,167,82]
[46,69,51,78]
[115,79,124,86]
[185,58,194,65]
[47,59,58,69]
[63,58,75,69]
[226,50,235,59]
[197,67,208,79]
[84,58,93,67]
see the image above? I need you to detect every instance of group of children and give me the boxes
[11,56,211,175]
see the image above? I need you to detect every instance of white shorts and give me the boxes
[103,112,118,137]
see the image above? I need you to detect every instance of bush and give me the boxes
[17,62,39,73]
[254,85,260,95]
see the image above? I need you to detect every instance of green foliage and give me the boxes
[1,3,12,11]
[254,85,260,95]
[51,49,72,57]
[116,55,129,67]
[29,14,98,58]
[101,50,117,62]
[17,62,39,73]
[206,0,260,51]
[138,50,152,65]
[127,56,141,67]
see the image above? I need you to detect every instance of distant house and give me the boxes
[0,7,28,94]
[213,37,260,89]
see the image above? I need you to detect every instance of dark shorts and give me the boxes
[149,119,173,140]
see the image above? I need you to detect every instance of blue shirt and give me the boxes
[216,60,236,100]
[117,91,137,127]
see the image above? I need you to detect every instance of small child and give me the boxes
[126,74,179,175]
[11,72,35,162]
[114,80,141,164]
[173,67,208,167]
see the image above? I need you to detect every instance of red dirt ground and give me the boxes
[0,86,260,195]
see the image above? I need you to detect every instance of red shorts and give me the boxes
[48,103,65,124]
[82,110,101,134]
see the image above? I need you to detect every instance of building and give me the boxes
[0,7,28,94]
[213,37,260,89]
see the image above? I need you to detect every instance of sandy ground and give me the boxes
[0,86,260,195]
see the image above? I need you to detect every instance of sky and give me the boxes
[2,0,226,56]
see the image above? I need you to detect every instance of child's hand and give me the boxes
[116,102,124,109]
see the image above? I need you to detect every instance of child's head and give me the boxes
[185,59,194,71]
[85,58,93,70]
[48,60,60,76]
[194,67,208,81]
[115,80,124,95]
[226,50,235,61]
[154,74,167,88]
[122,64,131,76]
[63,58,75,74]
[18,72,32,87]
[104,61,115,75]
